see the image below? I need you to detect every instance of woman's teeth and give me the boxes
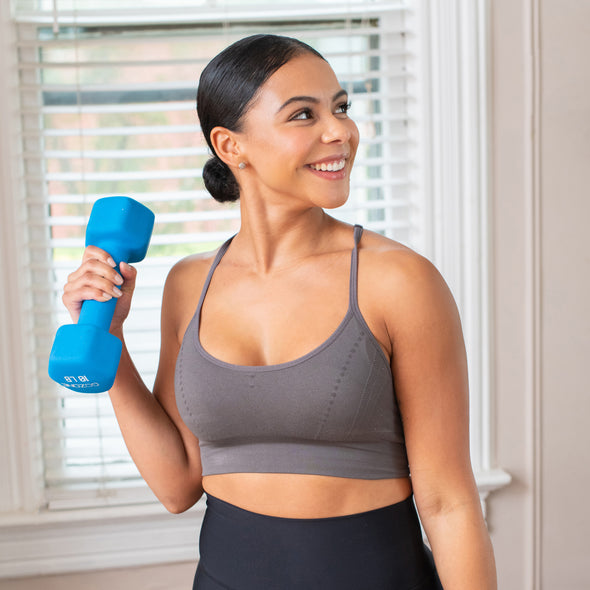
[310,159,346,172]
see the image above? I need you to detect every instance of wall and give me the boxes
[1,0,589,588]
[489,0,590,589]
[537,5,590,586]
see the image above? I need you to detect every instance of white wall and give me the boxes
[489,0,590,588]
[1,0,589,588]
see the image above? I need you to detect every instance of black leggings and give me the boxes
[193,493,442,589]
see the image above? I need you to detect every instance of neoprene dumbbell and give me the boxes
[48,196,155,393]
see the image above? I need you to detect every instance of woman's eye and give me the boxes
[289,102,351,121]
[291,108,313,121]
[336,101,352,115]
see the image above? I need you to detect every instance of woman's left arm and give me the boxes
[382,251,497,590]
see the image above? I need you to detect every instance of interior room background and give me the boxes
[0,1,588,589]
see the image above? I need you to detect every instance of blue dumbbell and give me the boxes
[48,196,155,393]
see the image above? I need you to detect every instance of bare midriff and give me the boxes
[203,473,412,518]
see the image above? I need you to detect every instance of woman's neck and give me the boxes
[231,201,336,275]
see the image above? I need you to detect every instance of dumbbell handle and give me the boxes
[77,244,131,330]
[80,298,118,330]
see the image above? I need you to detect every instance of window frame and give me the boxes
[24,10,418,507]
[0,0,509,578]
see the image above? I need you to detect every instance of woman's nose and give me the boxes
[321,116,353,144]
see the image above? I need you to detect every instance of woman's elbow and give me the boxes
[159,486,204,514]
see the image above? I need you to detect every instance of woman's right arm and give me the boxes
[62,246,204,513]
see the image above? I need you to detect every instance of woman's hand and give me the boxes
[62,245,137,331]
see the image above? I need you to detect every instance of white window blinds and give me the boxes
[13,1,417,509]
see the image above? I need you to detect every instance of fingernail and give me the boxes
[114,274,124,285]
[107,257,116,267]
[113,286,123,297]
[102,292,113,300]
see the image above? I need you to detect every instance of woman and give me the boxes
[63,34,497,589]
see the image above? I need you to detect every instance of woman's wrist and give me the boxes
[110,325,125,340]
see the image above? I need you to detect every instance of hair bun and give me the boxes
[202,156,240,203]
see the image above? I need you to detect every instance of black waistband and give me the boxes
[196,492,441,590]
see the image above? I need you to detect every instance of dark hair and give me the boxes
[197,34,325,203]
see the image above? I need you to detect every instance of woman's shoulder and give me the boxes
[358,227,438,284]
[357,227,456,318]
[160,246,223,326]
[166,249,218,288]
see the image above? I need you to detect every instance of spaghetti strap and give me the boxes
[349,224,364,311]
[194,235,234,321]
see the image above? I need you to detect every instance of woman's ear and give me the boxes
[209,127,243,170]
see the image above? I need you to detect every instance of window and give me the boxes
[17,1,416,509]
[0,0,508,577]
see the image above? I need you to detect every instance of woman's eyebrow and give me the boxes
[277,89,348,113]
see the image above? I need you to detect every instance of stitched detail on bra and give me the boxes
[315,329,367,439]
[346,332,379,438]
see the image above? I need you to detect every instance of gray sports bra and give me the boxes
[175,225,409,479]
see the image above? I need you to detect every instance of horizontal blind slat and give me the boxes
[40,125,200,137]
[36,147,209,159]
[34,191,212,204]
[14,3,409,25]
[43,168,203,182]
[18,48,410,70]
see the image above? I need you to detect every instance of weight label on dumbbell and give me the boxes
[64,375,89,383]
[65,382,100,389]
[61,375,100,388]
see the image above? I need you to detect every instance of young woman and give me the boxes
[63,34,497,589]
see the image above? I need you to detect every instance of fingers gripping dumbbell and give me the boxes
[48,196,155,393]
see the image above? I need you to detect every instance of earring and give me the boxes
[238,162,246,170]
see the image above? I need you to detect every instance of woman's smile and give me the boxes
[307,156,349,179]
[309,160,345,172]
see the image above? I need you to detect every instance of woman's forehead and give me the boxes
[255,54,342,107]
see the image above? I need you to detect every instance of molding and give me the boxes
[476,468,512,518]
[524,0,543,587]
[0,0,43,515]
[475,468,512,495]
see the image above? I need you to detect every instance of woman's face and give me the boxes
[235,53,360,210]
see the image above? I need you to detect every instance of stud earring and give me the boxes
[238,162,246,170]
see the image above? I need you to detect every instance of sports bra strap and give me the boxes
[349,224,364,311]
[195,235,234,318]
